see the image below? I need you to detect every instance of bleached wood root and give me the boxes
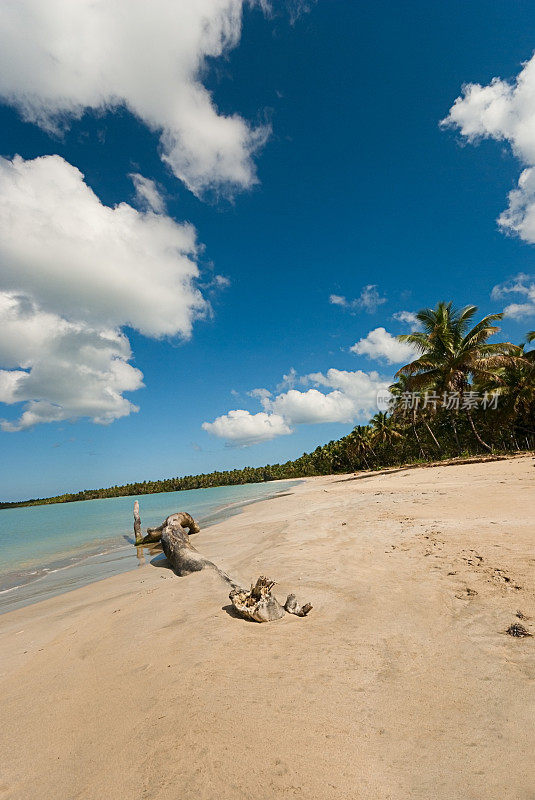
[229,576,313,623]
[134,508,200,546]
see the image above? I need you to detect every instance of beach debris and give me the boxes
[506,623,532,638]
[134,503,200,546]
[133,500,141,542]
[229,576,313,623]
[133,504,312,623]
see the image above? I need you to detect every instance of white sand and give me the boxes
[0,456,533,800]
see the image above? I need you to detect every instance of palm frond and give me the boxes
[457,304,479,327]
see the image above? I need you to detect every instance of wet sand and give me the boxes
[0,456,533,800]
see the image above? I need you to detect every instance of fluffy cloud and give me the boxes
[203,367,390,444]
[0,155,209,430]
[202,409,292,446]
[442,53,535,244]
[0,0,269,197]
[266,367,391,424]
[442,56,535,161]
[350,327,418,364]
[392,310,419,328]
[491,273,535,319]
[269,388,355,424]
[130,173,166,214]
[0,155,206,338]
[0,293,143,431]
[329,285,387,314]
[497,167,535,243]
[306,368,390,415]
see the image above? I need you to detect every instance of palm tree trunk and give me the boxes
[450,414,462,455]
[413,425,426,458]
[423,418,441,451]
[411,410,427,459]
[465,409,492,452]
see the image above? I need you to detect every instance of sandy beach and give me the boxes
[0,456,533,800]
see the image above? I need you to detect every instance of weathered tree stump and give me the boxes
[133,504,312,623]
[229,576,313,623]
[133,505,200,546]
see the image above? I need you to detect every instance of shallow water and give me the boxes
[0,481,297,613]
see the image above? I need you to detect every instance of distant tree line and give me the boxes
[1,303,533,510]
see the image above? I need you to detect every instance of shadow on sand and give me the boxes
[333,467,412,483]
[221,603,254,622]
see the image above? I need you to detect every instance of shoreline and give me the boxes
[0,479,302,615]
[0,451,526,510]
[1,452,520,613]
[0,456,533,799]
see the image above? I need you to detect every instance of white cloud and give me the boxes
[203,367,390,444]
[356,284,387,313]
[350,327,419,364]
[248,387,272,403]
[0,293,143,431]
[307,368,390,415]
[268,368,391,424]
[202,409,292,446]
[329,294,347,307]
[329,285,387,314]
[442,57,535,161]
[130,173,165,214]
[285,0,315,25]
[0,154,211,430]
[392,310,419,328]
[491,273,535,319]
[276,366,306,391]
[269,388,355,424]
[501,303,535,319]
[442,53,535,244]
[0,0,269,197]
[0,155,206,338]
[213,274,231,289]
[498,167,535,242]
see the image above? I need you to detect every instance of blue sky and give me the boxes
[1,0,535,500]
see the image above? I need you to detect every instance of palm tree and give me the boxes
[370,412,404,463]
[480,341,535,438]
[346,425,375,469]
[396,302,519,452]
[389,373,438,457]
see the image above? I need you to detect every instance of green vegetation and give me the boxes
[1,303,533,510]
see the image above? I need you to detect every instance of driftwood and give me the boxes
[230,576,313,623]
[134,503,200,546]
[133,503,312,623]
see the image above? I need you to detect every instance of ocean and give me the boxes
[0,481,298,614]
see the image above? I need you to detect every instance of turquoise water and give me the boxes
[0,481,297,613]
